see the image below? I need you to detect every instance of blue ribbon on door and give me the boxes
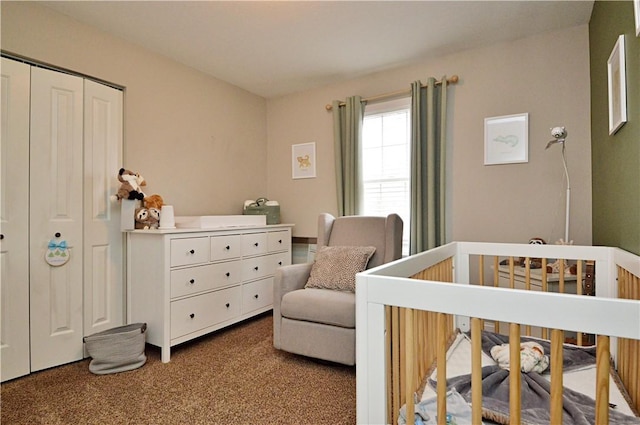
[48,240,68,250]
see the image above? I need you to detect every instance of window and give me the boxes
[362,97,411,255]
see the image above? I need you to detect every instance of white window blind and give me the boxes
[362,97,411,255]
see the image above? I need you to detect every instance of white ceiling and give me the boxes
[41,1,594,99]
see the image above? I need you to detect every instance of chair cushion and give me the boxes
[304,245,376,292]
[280,288,355,328]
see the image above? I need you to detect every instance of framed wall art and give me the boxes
[607,35,627,135]
[635,0,640,37]
[484,113,529,165]
[292,142,316,179]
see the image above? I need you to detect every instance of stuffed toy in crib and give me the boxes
[490,341,549,373]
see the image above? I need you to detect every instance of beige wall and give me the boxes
[1,2,268,217]
[3,2,592,245]
[268,25,593,245]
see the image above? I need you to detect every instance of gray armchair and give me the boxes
[273,213,403,365]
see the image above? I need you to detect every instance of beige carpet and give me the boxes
[1,313,356,424]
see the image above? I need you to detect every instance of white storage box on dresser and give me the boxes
[127,220,293,362]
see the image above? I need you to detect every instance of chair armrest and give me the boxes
[275,263,313,296]
[273,263,313,349]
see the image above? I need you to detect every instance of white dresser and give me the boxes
[127,224,293,362]
[497,265,579,293]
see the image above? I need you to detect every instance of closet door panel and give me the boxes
[83,80,124,336]
[0,58,31,381]
[29,66,84,372]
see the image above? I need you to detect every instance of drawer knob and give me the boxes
[225,303,230,308]
[254,294,259,299]
[225,272,231,277]
[278,261,283,266]
[189,279,195,284]
[225,245,230,250]
[189,249,195,254]
[254,266,259,271]
[190,313,195,319]
[278,239,282,244]
[254,242,259,247]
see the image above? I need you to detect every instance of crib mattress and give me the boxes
[418,332,638,424]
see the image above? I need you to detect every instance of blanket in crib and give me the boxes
[425,331,640,425]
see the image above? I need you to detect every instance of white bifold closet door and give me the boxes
[1,58,31,381]
[82,79,125,345]
[1,58,123,381]
[29,66,85,372]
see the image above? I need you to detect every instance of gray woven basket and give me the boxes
[83,323,147,375]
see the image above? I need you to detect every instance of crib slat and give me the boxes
[576,260,583,296]
[404,308,415,425]
[633,271,640,413]
[385,306,400,423]
[493,256,500,334]
[559,259,565,294]
[576,261,583,346]
[478,256,486,329]
[508,256,515,289]
[550,329,564,424]
[524,258,531,336]
[627,273,640,411]
[596,335,610,425]
[471,318,483,425]
[524,257,531,290]
[417,310,425,381]
[437,313,447,425]
[619,270,629,409]
[541,258,548,340]
[631,268,639,412]
[394,306,401,425]
[509,324,521,425]
[633,337,640,415]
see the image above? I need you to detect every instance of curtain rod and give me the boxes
[325,75,458,111]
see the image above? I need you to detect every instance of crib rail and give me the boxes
[355,242,640,425]
[618,261,640,417]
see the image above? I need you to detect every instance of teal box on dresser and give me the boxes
[243,198,280,225]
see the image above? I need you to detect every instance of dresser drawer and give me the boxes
[210,235,241,262]
[241,232,268,256]
[241,255,269,281]
[171,287,241,339]
[270,251,291,273]
[242,277,273,314]
[170,237,210,267]
[171,261,242,298]
[241,252,291,281]
[268,230,291,252]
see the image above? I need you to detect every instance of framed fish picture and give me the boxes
[484,113,529,165]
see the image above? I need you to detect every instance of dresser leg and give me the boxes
[161,346,171,363]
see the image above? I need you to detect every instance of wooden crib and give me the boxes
[355,242,640,424]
